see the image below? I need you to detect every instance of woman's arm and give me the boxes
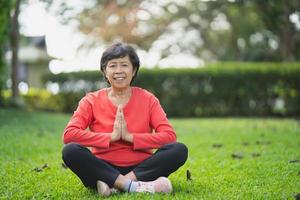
[62,96,111,148]
[131,96,176,150]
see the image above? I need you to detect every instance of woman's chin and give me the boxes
[111,83,130,90]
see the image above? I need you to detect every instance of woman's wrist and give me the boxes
[126,133,133,143]
[110,131,133,143]
[110,132,119,142]
[123,132,133,143]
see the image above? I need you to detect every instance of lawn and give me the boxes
[0,109,299,199]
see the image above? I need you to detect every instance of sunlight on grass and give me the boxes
[0,109,299,199]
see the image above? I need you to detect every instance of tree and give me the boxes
[59,0,174,50]
[5,0,54,107]
[252,0,300,61]
[54,0,300,63]
[0,0,14,105]
[159,0,300,62]
[10,0,22,106]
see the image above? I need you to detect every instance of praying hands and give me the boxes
[110,106,133,143]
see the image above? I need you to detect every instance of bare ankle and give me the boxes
[113,174,132,192]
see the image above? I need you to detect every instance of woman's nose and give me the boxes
[115,65,122,72]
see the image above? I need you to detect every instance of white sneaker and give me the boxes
[97,180,111,197]
[135,177,173,194]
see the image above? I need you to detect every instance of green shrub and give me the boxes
[133,63,300,117]
[42,62,300,116]
[2,88,85,113]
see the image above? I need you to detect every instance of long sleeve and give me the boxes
[132,96,176,150]
[62,96,111,148]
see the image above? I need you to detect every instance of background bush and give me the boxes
[135,63,300,117]
[22,62,300,117]
[2,89,84,113]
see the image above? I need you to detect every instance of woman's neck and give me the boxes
[108,87,131,98]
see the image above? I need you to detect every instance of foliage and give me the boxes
[251,0,300,61]
[62,0,300,62]
[160,0,300,61]
[72,1,174,50]
[43,62,300,116]
[0,109,299,199]
[0,0,14,105]
[9,0,22,106]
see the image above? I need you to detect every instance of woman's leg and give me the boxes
[111,142,188,194]
[62,143,121,189]
[132,142,188,181]
[62,142,188,194]
[99,142,188,193]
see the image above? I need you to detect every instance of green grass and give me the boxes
[0,109,299,199]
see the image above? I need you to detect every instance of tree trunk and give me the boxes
[280,1,294,61]
[10,0,22,106]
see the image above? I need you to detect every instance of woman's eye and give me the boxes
[122,64,128,67]
[109,64,116,68]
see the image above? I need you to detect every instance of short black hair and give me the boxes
[100,42,140,84]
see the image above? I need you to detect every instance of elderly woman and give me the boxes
[62,42,188,197]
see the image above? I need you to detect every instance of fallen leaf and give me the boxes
[256,141,271,145]
[264,141,271,145]
[232,153,244,159]
[32,167,43,172]
[42,163,48,169]
[252,153,261,157]
[186,169,192,181]
[242,142,249,146]
[212,144,223,148]
[32,163,48,172]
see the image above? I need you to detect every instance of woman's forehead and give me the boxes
[108,55,130,63]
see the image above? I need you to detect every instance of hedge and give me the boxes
[40,62,300,117]
[2,89,84,113]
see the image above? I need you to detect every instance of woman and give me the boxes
[62,42,188,197]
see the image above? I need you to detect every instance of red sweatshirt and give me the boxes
[63,87,176,166]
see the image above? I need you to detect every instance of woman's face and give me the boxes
[104,55,135,90]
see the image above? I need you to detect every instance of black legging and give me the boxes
[62,142,188,190]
